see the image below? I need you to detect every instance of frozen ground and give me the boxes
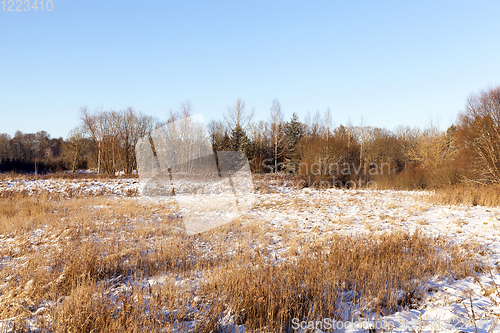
[0,178,140,196]
[1,178,500,332]
[250,188,500,332]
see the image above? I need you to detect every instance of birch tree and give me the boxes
[269,99,285,172]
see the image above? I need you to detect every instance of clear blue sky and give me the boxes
[1,0,500,139]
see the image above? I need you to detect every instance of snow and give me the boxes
[0,178,140,196]
[2,178,500,332]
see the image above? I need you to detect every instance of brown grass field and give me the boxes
[0,176,487,332]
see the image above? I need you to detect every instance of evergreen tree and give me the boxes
[285,113,304,172]
[229,124,253,160]
[286,113,304,153]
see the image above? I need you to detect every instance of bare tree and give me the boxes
[394,126,421,172]
[179,100,192,120]
[81,106,103,173]
[119,108,157,174]
[248,120,270,172]
[0,134,11,161]
[269,99,285,172]
[207,120,229,152]
[408,126,454,174]
[457,86,500,183]
[80,106,157,174]
[64,126,89,173]
[224,98,254,131]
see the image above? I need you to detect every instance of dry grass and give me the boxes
[0,171,138,181]
[198,231,481,331]
[252,173,304,192]
[0,193,196,331]
[0,189,486,332]
[428,184,500,207]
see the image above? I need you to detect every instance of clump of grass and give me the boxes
[198,230,482,331]
[428,184,500,207]
[49,279,175,332]
[0,192,63,235]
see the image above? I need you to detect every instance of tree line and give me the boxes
[1,86,500,189]
[0,131,68,173]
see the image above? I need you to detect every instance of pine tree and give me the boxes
[285,113,304,172]
[229,124,253,159]
[287,113,303,152]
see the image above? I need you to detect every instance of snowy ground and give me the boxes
[252,188,500,332]
[0,178,140,196]
[1,178,500,332]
